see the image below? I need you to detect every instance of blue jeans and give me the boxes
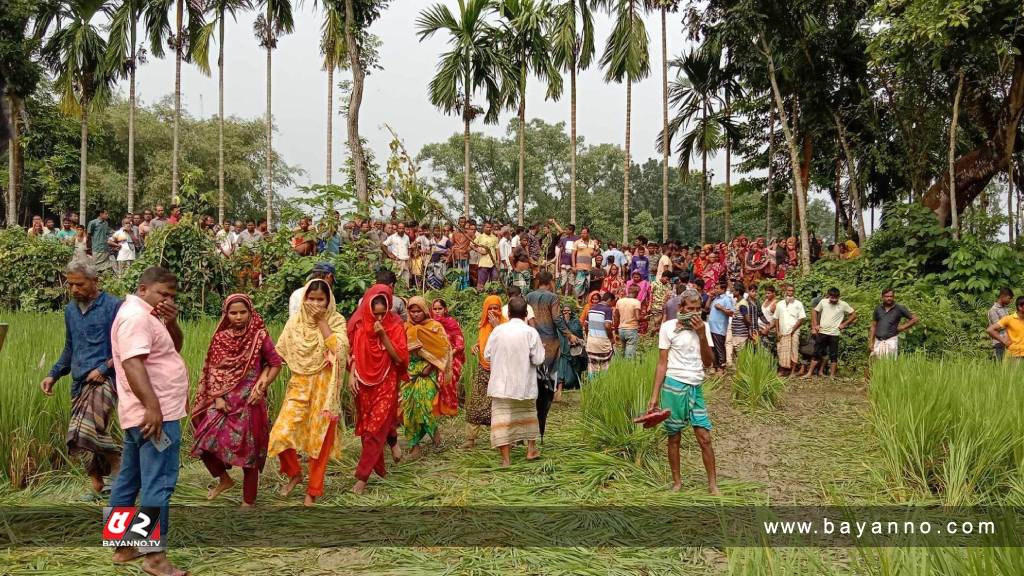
[619,328,639,359]
[108,419,181,552]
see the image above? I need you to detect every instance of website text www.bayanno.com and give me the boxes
[763,517,997,539]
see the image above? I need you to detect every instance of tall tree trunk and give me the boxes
[326,62,334,185]
[761,34,810,273]
[700,103,707,244]
[949,70,964,239]
[463,113,471,218]
[766,105,775,239]
[622,79,632,244]
[833,112,866,243]
[127,8,137,214]
[80,104,89,221]
[660,6,669,241]
[570,56,577,226]
[172,0,182,201]
[833,159,840,242]
[344,0,369,205]
[265,31,273,230]
[1007,111,1018,244]
[922,53,1024,225]
[7,95,19,226]
[724,81,732,242]
[217,9,225,224]
[517,60,526,226]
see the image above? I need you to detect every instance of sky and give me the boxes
[132,1,735,202]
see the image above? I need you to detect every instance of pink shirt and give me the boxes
[111,294,190,428]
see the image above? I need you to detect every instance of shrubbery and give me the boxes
[0,228,74,312]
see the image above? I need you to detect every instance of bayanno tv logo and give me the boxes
[102,507,164,548]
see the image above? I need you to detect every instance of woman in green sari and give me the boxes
[555,302,586,400]
[402,296,455,459]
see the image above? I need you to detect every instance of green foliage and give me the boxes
[105,219,236,318]
[870,355,1024,505]
[865,203,952,281]
[0,229,73,312]
[579,351,661,465]
[732,345,784,411]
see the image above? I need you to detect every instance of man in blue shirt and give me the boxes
[707,282,734,373]
[86,209,113,272]
[601,242,627,269]
[40,261,123,498]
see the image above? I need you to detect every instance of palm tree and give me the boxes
[657,50,737,244]
[418,0,507,219]
[37,0,118,221]
[254,0,294,230]
[319,0,346,187]
[596,0,649,243]
[145,0,205,203]
[194,0,251,225]
[495,0,563,226]
[107,0,144,214]
[550,0,594,226]
[643,0,679,241]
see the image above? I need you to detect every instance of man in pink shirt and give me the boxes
[107,266,189,576]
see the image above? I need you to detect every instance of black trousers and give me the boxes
[711,332,727,367]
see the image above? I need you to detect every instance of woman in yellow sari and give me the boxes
[841,239,861,260]
[268,279,349,506]
[402,296,454,459]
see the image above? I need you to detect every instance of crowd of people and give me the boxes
[39,207,1024,576]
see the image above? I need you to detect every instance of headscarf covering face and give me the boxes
[192,293,267,415]
[347,284,409,386]
[476,295,507,369]
[276,279,349,376]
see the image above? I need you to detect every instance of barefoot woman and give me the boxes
[348,285,409,494]
[401,296,455,459]
[191,294,282,507]
[268,279,349,505]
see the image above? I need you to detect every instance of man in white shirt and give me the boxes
[771,283,807,376]
[107,217,136,276]
[382,222,411,286]
[497,229,514,280]
[502,286,535,326]
[288,263,336,318]
[484,297,545,467]
[647,289,718,494]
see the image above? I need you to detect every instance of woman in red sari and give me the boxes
[601,264,625,298]
[431,299,466,387]
[347,284,409,495]
[191,294,282,507]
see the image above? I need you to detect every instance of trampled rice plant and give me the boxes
[578,351,661,465]
[732,345,785,411]
[869,355,1024,505]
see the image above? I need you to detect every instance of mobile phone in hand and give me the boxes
[151,429,172,452]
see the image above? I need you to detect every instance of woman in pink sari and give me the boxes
[191,294,283,507]
[701,252,726,290]
[431,299,466,386]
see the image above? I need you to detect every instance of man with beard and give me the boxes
[40,261,123,499]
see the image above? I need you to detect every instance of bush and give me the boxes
[0,228,74,312]
[732,345,784,411]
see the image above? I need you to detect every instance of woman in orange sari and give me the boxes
[462,295,506,448]
[402,296,455,458]
[348,284,409,494]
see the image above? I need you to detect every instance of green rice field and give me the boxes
[2,311,1024,574]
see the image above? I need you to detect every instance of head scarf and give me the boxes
[192,294,267,416]
[347,284,409,386]
[844,239,861,258]
[276,279,349,376]
[431,300,464,351]
[580,290,601,322]
[476,295,507,370]
[626,274,651,302]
